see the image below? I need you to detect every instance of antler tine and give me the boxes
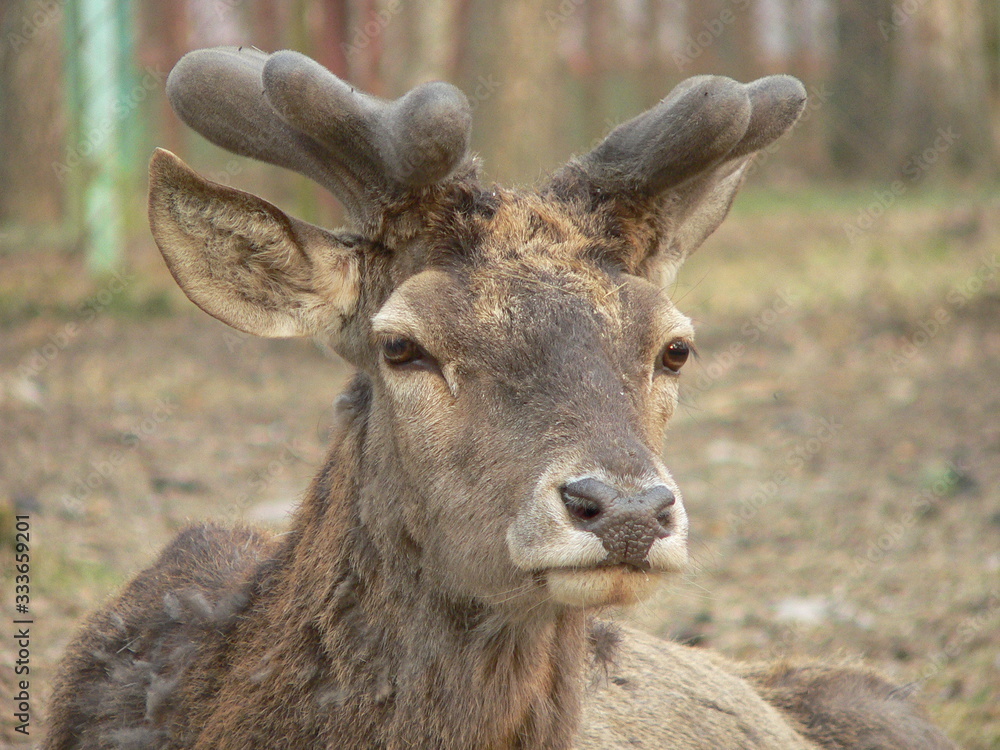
[262,51,473,190]
[725,75,807,160]
[575,76,752,197]
[166,47,473,230]
[565,74,806,198]
[166,48,343,197]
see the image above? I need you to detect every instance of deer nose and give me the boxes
[560,478,676,570]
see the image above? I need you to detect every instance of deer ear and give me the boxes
[641,157,753,286]
[148,149,360,338]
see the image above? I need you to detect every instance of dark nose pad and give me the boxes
[560,478,676,569]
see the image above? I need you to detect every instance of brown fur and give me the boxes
[740,662,956,750]
[45,49,956,750]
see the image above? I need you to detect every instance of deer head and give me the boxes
[149,47,805,612]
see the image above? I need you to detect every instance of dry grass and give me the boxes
[2,186,998,747]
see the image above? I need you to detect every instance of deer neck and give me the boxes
[256,375,588,749]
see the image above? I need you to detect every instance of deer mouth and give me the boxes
[542,565,668,608]
[533,531,689,608]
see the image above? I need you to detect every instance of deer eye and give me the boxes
[381,336,424,367]
[660,339,691,373]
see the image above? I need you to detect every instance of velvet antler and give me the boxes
[548,74,807,278]
[166,47,473,232]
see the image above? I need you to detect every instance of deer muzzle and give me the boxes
[560,478,676,570]
[506,468,689,607]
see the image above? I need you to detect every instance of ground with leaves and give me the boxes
[2,189,998,748]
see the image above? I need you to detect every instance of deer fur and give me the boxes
[45,47,955,750]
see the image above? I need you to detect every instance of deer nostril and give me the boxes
[560,478,619,526]
[645,486,676,530]
[564,495,602,522]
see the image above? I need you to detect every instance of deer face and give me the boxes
[149,48,805,610]
[364,197,695,608]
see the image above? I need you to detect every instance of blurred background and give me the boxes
[1,1,998,747]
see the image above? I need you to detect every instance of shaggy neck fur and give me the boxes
[192,376,588,750]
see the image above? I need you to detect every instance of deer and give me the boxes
[44,46,956,750]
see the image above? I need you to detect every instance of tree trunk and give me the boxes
[896,0,996,176]
[828,0,896,179]
[475,0,562,186]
